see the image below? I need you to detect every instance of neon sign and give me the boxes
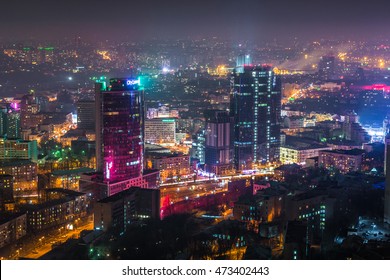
[126,79,139,86]
[106,161,113,179]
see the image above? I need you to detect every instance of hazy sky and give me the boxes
[1,0,390,42]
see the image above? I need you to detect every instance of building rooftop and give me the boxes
[21,198,75,211]
[257,186,286,198]
[143,169,160,175]
[146,151,187,158]
[61,129,86,138]
[275,163,301,172]
[0,138,35,144]
[0,160,36,167]
[292,189,330,201]
[282,136,329,150]
[320,149,365,156]
[43,188,86,197]
[144,144,171,154]
[326,139,361,146]
[0,212,26,225]
[51,167,95,176]
[97,187,159,204]
[97,187,140,203]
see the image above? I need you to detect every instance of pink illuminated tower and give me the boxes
[95,78,144,183]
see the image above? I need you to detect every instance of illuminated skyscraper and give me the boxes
[236,54,252,68]
[230,65,281,170]
[95,78,144,183]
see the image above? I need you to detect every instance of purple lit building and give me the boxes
[95,78,144,184]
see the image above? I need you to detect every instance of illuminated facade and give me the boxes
[0,213,27,249]
[20,94,39,130]
[318,149,364,173]
[286,192,336,232]
[4,111,21,139]
[0,175,14,211]
[22,189,87,232]
[0,138,38,162]
[280,145,331,165]
[144,118,176,145]
[49,167,95,190]
[233,188,285,229]
[230,66,281,169]
[95,78,144,183]
[0,160,38,199]
[150,154,190,182]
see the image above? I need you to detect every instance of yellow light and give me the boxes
[338,52,347,62]
[379,59,385,68]
[97,50,111,61]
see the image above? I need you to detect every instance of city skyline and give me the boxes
[1,0,390,263]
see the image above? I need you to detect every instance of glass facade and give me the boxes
[230,66,281,169]
[96,78,143,183]
[204,110,233,170]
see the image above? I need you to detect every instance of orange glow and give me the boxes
[97,50,111,61]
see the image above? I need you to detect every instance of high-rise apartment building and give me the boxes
[95,78,144,183]
[76,100,95,131]
[318,55,335,81]
[20,94,39,130]
[230,65,281,170]
[4,112,21,139]
[204,110,233,173]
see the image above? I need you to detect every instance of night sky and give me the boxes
[1,0,390,41]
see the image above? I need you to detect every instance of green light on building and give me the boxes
[38,47,54,51]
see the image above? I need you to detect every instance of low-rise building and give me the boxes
[284,116,304,129]
[22,189,88,232]
[50,167,95,190]
[94,187,160,234]
[0,213,27,248]
[0,138,38,162]
[233,187,286,230]
[274,164,301,181]
[147,152,190,182]
[79,170,160,201]
[0,160,38,198]
[0,175,14,211]
[319,149,365,173]
[285,190,337,232]
[280,136,331,165]
[145,118,176,145]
